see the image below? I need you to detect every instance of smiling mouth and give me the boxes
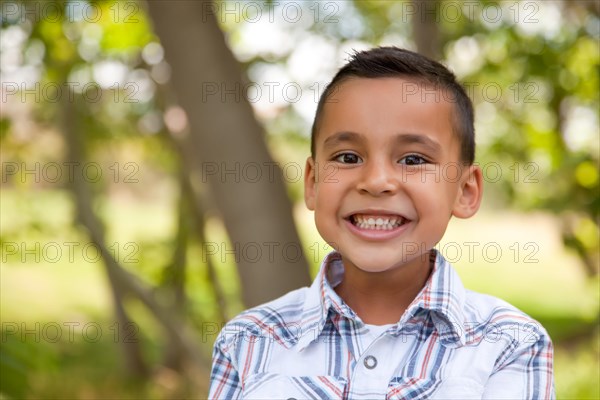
[348,214,409,230]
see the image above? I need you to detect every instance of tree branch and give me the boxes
[62,94,211,374]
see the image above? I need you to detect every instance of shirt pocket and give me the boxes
[387,377,484,400]
[242,373,347,400]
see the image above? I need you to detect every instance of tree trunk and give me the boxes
[62,94,211,376]
[412,0,441,60]
[161,177,189,371]
[180,172,229,324]
[146,0,311,308]
[61,94,148,378]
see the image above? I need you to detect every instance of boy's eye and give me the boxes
[334,153,363,164]
[399,154,428,165]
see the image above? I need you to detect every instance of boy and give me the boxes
[209,47,555,399]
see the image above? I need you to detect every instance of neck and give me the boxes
[334,251,433,325]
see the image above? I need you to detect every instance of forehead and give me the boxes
[317,77,458,153]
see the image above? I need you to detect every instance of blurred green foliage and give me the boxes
[1,0,598,398]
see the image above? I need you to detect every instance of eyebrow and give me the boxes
[322,131,364,150]
[322,131,442,154]
[393,133,442,154]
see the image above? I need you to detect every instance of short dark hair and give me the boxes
[310,46,475,164]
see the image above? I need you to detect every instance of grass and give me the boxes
[1,188,599,399]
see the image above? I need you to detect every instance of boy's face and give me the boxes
[304,77,482,273]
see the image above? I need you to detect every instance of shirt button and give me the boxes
[364,355,378,369]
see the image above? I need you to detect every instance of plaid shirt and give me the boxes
[209,250,555,399]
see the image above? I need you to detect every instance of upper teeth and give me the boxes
[352,214,404,230]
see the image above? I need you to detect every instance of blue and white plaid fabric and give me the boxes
[209,250,555,399]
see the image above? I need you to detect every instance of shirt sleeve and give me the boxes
[208,335,242,400]
[483,331,555,399]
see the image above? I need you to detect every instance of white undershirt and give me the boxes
[363,323,395,349]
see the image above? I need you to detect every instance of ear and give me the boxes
[452,165,483,219]
[304,157,316,211]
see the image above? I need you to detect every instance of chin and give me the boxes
[343,252,402,273]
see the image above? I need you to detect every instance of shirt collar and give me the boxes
[296,249,467,351]
[400,249,467,348]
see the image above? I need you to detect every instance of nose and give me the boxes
[356,159,399,196]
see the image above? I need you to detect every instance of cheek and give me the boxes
[315,175,341,197]
[404,179,432,201]
[407,178,455,214]
[315,197,335,222]
[314,209,337,245]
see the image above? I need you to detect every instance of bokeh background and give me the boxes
[1,0,598,398]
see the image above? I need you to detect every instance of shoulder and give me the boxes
[461,290,555,395]
[214,287,311,351]
[462,289,552,349]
